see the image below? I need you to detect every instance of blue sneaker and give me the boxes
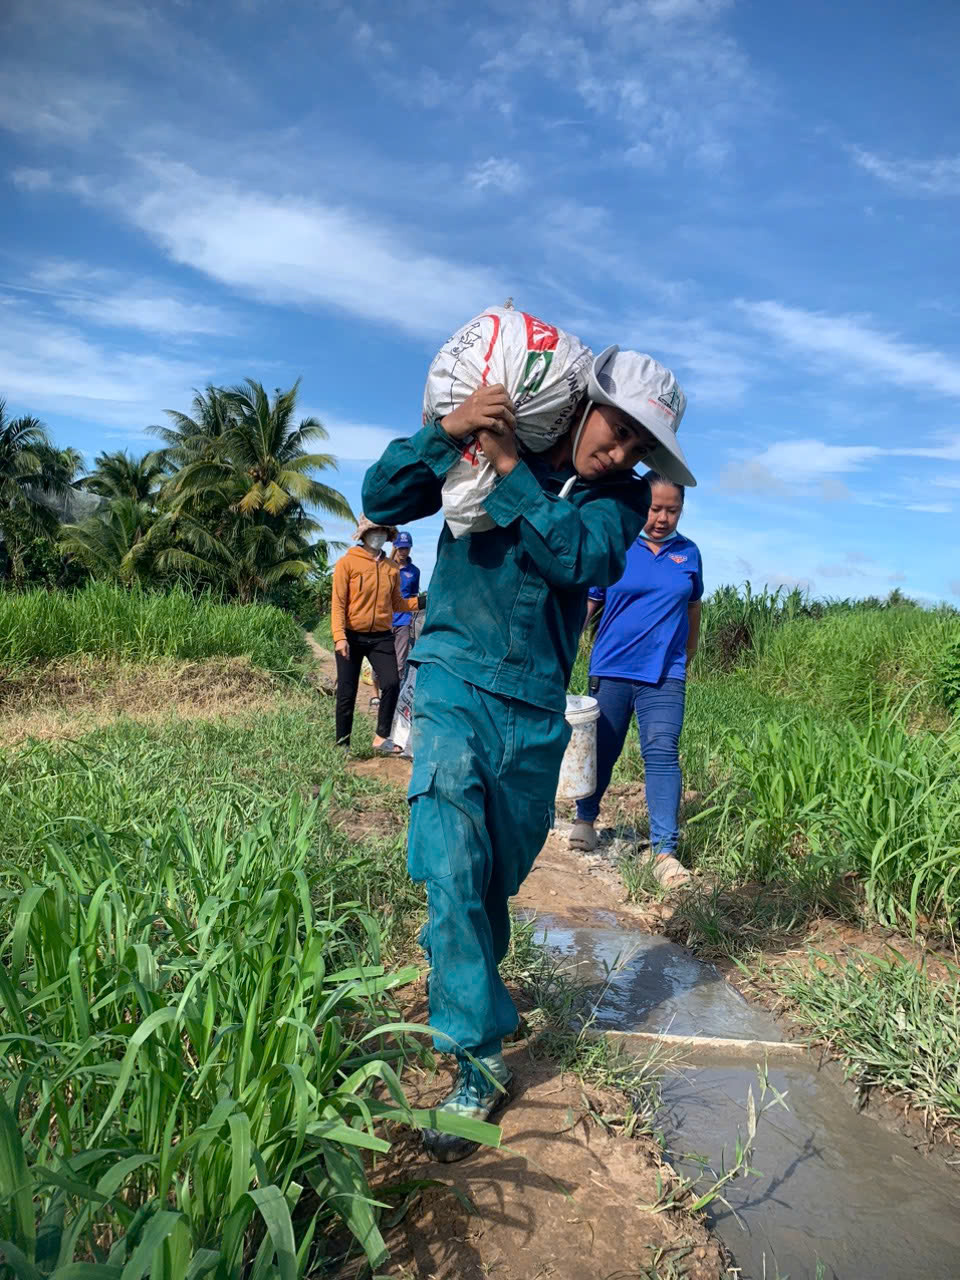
[422,1052,513,1163]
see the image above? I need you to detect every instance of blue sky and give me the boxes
[2,0,959,599]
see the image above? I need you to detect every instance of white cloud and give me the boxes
[717,439,884,492]
[0,299,209,427]
[627,316,758,405]
[3,259,235,339]
[301,411,402,463]
[57,292,233,338]
[10,167,53,191]
[738,300,960,398]
[0,67,123,141]
[466,157,526,194]
[850,146,960,197]
[905,502,952,514]
[95,160,507,340]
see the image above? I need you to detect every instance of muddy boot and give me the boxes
[422,1053,513,1163]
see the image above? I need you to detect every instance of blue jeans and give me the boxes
[575,675,686,854]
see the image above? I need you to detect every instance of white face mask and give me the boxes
[362,530,387,553]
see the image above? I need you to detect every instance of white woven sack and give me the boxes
[423,306,592,537]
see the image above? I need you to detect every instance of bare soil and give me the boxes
[364,1051,724,1280]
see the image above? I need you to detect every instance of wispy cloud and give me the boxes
[0,67,124,141]
[10,167,54,191]
[625,316,759,405]
[88,160,508,339]
[301,411,403,463]
[714,433,960,501]
[0,298,209,427]
[738,300,960,398]
[466,157,527,194]
[2,259,236,339]
[850,146,960,197]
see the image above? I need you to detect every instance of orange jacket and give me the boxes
[331,545,419,644]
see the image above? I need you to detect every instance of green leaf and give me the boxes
[318,1147,388,1269]
[119,1210,185,1280]
[0,1092,36,1260]
[92,1007,178,1142]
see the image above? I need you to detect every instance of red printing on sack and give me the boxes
[523,312,559,353]
[479,313,502,385]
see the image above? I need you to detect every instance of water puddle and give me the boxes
[531,913,960,1280]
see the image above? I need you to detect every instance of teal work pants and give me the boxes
[407,662,570,1059]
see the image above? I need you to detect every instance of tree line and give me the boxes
[0,380,354,621]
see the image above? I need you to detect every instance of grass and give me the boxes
[747,606,957,724]
[0,703,418,941]
[0,698,471,1275]
[0,581,307,670]
[769,949,960,1133]
[312,613,334,651]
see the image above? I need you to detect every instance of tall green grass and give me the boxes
[0,582,307,670]
[0,705,419,942]
[682,694,960,935]
[748,608,959,721]
[0,800,495,1277]
[0,706,493,1274]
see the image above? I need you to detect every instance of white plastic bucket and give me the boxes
[556,694,600,801]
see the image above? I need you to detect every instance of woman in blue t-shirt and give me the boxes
[569,471,702,886]
[369,531,421,709]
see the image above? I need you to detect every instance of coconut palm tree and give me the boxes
[81,450,166,503]
[152,385,236,471]
[60,498,157,583]
[0,399,74,585]
[170,379,352,522]
[161,378,353,600]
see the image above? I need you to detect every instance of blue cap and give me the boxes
[393,530,413,548]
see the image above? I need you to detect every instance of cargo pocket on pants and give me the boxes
[406,759,452,883]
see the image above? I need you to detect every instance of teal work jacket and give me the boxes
[361,424,650,714]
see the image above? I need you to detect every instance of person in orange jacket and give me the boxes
[331,515,422,754]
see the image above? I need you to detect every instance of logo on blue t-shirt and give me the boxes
[668,554,688,564]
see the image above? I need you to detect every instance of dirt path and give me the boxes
[306,634,729,1278]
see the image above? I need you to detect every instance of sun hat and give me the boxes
[353,513,398,542]
[587,346,695,487]
[393,530,413,548]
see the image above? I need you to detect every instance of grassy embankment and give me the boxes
[572,586,960,1132]
[0,583,496,1277]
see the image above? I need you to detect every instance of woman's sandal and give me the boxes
[373,738,403,756]
[568,820,598,852]
[651,854,692,887]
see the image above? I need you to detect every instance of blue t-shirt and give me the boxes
[588,534,703,683]
[393,560,420,628]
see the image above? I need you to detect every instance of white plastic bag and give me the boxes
[390,663,417,755]
[423,306,593,538]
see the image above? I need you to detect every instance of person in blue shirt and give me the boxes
[390,531,420,680]
[569,472,702,888]
[370,531,422,709]
[362,348,695,1163]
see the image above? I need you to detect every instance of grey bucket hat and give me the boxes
[588,346,695,487]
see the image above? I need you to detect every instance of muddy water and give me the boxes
[531,914,960,1280]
